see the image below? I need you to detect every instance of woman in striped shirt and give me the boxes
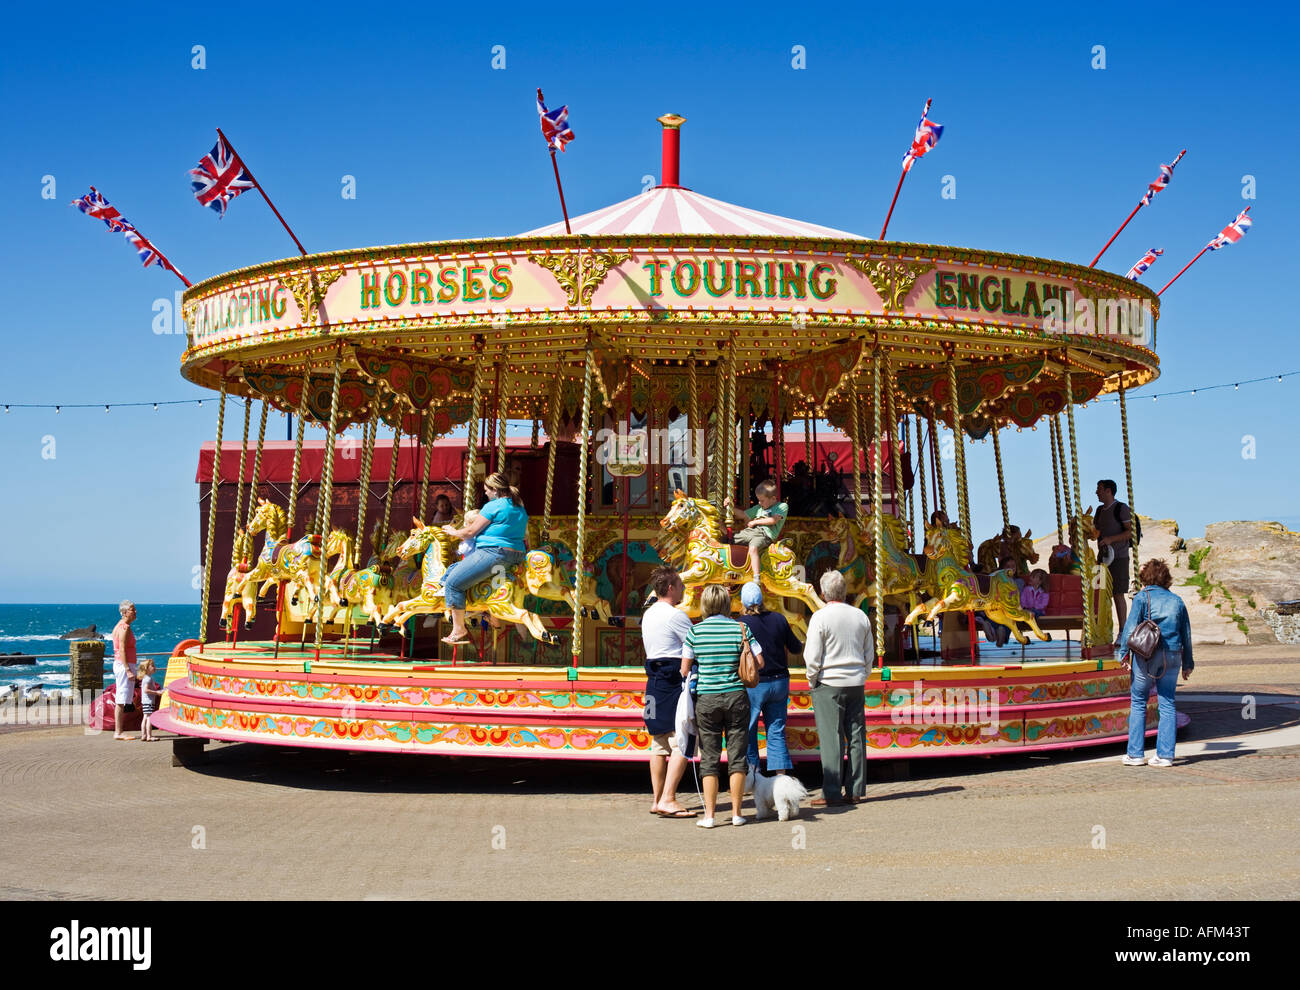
[680,584,761,828]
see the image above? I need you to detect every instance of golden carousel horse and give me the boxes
[381,520,611,643]
[826,512,927,612]
[334,525,419,628]
[219,528,258,629]
[1071,508,1115,646]
[903,523,1050,645]
[238,498,321,600]
[658,492,824,635]
[976,524,1039,577]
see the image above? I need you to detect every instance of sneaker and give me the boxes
[696,817,716,829]
[1122,755,1146,767]
[731,815,747,827]
[1147,756,1174,768]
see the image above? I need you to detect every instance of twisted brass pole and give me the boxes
[313,352,345,658]
[571,343,596,664]
[198,379,227,644]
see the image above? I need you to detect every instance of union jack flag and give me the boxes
[536,89,575,152]
[70,186,135,233]
[123,229,165,269]
[1207,207,1252,250]
[1139,149,1186,207]
[901,99,943,173]
[1125,247,1164,280]
[190,132,256,217]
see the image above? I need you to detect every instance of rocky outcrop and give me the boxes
[60,625,102,640]
[0,652,36,666]
[1200,522,1300,605]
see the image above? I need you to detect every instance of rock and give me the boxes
[0,652,36,666]
[1201,521,1300,606]
[60,624,102,640]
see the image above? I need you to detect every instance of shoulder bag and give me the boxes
[737,625,761,689]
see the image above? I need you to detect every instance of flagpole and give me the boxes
[550,148,572,234]
[216,127,307,256]
[879,169,907,241]
[1156,246,1209,296]
[1090,149,1186,268]
[880,98,931,241]
[1088,202,1143,268]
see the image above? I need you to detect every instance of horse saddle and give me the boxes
[975,573,992,595]
[725,544,751,569]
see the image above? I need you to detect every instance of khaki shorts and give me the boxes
[732,528,773,551]
[649,732,681,758]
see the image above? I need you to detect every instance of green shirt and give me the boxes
[746,501,788,540]
[682,615,761,695]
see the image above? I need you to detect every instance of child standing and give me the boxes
[725,479,789,583]
[137,658,162,741]
[1020,569,1050,617]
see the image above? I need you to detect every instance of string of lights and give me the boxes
[2,370,1297,414]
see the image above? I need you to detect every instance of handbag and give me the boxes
[1127,591,1163,666]
[738,626,761,689]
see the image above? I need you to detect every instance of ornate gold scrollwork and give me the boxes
[280,269,344,327]
[528,250,632,307]
[845,257,935,313]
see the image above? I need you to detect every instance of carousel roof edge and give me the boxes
[180,234,1162,309]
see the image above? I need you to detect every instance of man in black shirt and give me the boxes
[1093,479,1133,632]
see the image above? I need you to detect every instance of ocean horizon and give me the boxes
[0,604,200,691]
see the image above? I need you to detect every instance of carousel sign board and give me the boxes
[183,241,1157,352]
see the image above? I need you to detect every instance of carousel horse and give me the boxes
[977,525,1039,577]
[381,520,608,642]
[903,523,1050,645]
[826,512,926,612]
[658,491,825,635]
[219,528,258,629]
[1070,508,1115,646]
[337,525,420,628]
[238,498,321,600]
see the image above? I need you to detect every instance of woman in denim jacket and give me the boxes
[1117,559,1194,767]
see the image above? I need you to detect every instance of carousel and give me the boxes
[153,114,1162,762]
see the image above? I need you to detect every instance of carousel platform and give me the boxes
[153,639,1157,761]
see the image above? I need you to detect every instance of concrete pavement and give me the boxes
[1,645,1296,900]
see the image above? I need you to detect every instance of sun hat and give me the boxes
[740,582,763,608]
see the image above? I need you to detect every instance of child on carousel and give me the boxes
[1020,569,1050,617]
[725,479,788,584]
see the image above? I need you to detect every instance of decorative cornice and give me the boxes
[845,257,935,313]
[527,249,633,307]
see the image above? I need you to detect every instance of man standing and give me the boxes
[112,600,139,741]
[803,570,872,807]
[640,567,696,818]
[1094,480,1134,631]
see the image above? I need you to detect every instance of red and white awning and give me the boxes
[518,185,865,239]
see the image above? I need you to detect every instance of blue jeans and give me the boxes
[442,546,525,609]
[746,677,792,771]
[1127,648,1182,761]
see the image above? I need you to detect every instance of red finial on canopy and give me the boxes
[657,113,686,189]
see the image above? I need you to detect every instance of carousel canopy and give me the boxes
[518,186,865,240]
[177,112,1161,437]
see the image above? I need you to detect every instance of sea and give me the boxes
[0,604,199,691]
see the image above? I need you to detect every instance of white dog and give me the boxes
[745,768,808,822]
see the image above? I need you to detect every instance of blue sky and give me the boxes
[1,1,1296,602]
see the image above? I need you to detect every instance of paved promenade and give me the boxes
[1,645,1296,900]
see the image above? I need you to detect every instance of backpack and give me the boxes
[1111,501,1141,545]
